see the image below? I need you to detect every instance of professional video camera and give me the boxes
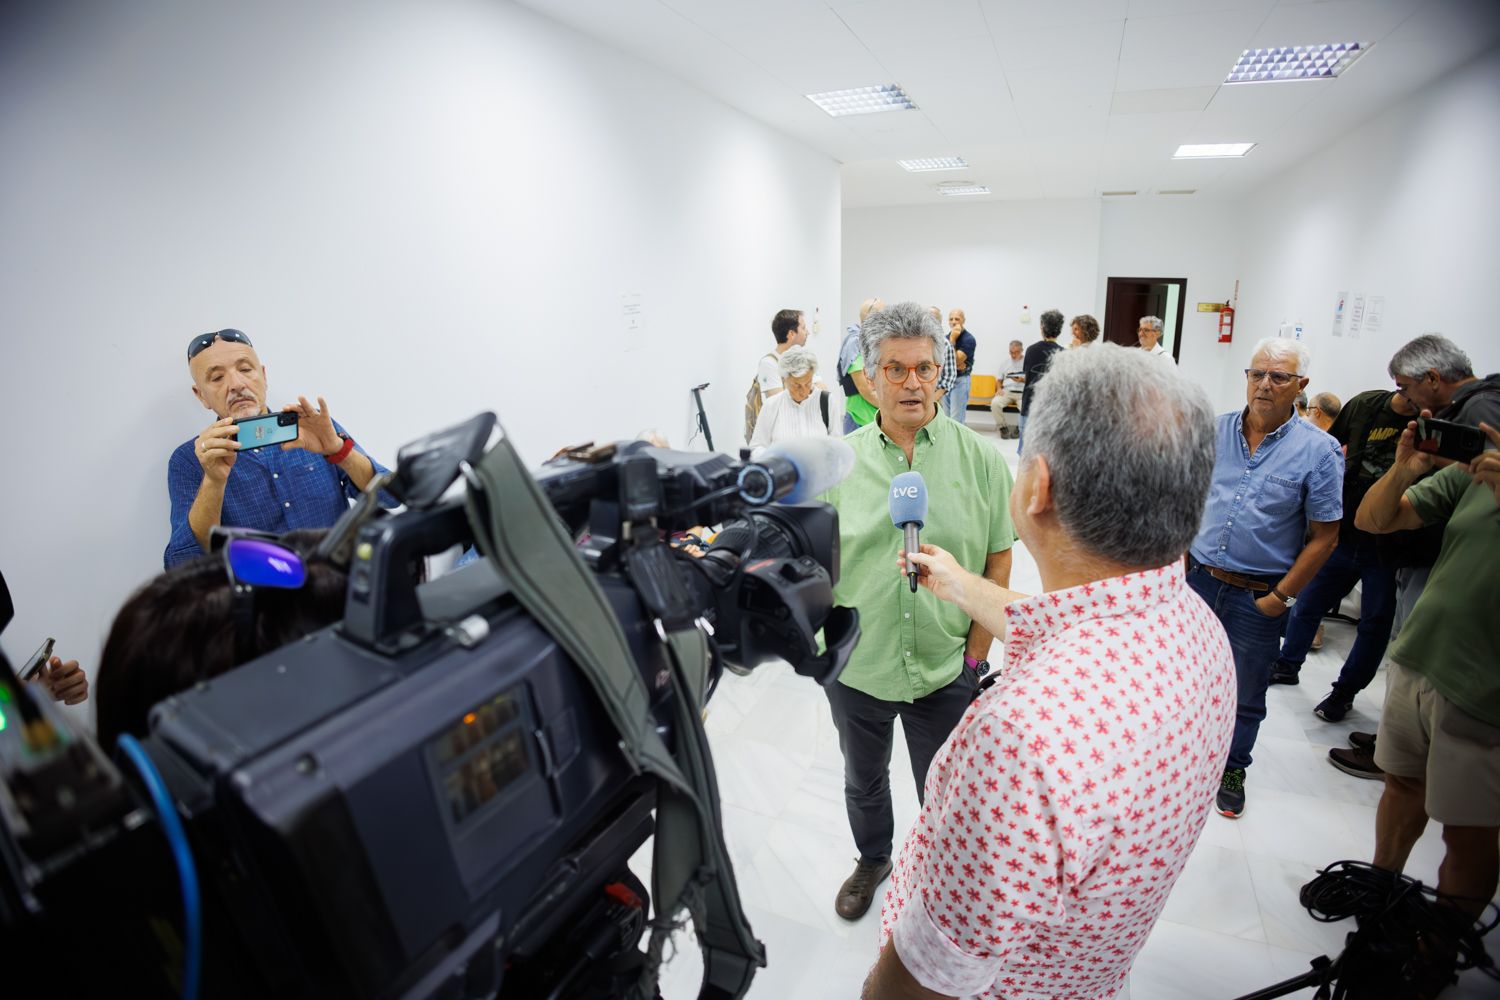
[0,413,861,1000]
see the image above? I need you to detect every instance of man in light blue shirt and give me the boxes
[1187,337,1342,818]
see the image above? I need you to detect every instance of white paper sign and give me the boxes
[1332,292,1347,338]
[621,292,643,343]
[1366,296,1385,333]
[1349,294,1366,340]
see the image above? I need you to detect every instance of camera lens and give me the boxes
[280,413,294,426]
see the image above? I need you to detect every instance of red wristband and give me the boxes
[326,435,356,465]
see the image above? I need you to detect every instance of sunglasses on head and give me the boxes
[187,328,254,361]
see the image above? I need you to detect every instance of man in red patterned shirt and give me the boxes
[864,344,1237,1000]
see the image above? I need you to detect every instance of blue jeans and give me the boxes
[1187,565,1287,772]
[1272,539,1398,694]
[945,374,971,421]
[1017,413,1028,453]
[842,412,858,435]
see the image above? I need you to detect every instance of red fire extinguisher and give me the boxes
[1218,280,1238,343]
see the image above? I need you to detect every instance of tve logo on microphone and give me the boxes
[892,484,921,499]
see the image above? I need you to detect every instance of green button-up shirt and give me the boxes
[820,409,1015,702]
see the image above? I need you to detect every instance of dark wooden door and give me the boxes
[1104,281,1164,347]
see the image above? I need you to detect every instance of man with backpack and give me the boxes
[746,307,818,443]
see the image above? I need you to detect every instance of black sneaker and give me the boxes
[1328,746,1385,780]
[1268,662,1300,686]
[1349,731,1377,752]
[1314,687,1355,722]
[1217,767,1247,818]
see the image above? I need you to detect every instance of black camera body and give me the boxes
[1,417,858,999]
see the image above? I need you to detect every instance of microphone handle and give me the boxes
[903,523,921,593]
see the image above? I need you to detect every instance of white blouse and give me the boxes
[749,389,839,452]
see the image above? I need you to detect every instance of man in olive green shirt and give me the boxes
[1355,416,1500,943]
[819,301,1015,921]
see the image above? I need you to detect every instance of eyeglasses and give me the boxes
[1244,368,1300,387]
[881,362,940,384]
[187,328,254,361]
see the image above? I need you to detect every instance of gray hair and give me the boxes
[1250,336,1310,376]
[1387,334,1473,381]
[1139,316,1163,333]
[1009,339,1023,350]
[860,300,944,369]
[1024,343,1215,567]
[778,345,819,378]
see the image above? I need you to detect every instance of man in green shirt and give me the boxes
[1355,415,1500,952]
[818,300,1016,921]
[845,352,879,428]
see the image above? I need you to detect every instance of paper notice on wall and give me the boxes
[1332,292,1347,337]
[1349,294,1366,340]
[1366,296,1385,333]
[622,292,643,345]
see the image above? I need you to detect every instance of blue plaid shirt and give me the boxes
[1190,410,1343,577]
[164,418,391,568]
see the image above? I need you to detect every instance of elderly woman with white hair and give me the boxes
[748,345,836,452]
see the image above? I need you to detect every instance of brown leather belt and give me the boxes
[1186,556,1274,593]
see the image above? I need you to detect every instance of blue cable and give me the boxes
[117,734,201,1000]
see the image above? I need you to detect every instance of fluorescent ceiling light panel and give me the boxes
[1101,190,1138,197]
[935,184,990,197]
[1158,189,1197,195]
[1173,142,1255,158]
[1226,43,1367,84]
[899,157,968,172]
[807,84,916,117]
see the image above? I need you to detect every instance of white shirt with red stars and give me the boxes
[881,561,1236,1000]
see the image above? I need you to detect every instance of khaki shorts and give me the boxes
[1375,661,1500,827]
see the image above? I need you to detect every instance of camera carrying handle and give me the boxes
[462,426,765,1000]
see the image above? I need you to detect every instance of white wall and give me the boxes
[841,200,1101,377]
[1233,48,1500,407]
[0,0,840,705]
[1095,199,1245,405]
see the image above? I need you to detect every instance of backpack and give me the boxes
[744,352,777,442]
[819,390,830,430]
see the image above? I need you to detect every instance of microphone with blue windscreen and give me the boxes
[889,471,927,593]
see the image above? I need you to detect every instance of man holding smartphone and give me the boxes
[1352,417,1500,989]
[164,329,391,568]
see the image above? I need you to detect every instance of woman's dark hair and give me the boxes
[94,529,348,750]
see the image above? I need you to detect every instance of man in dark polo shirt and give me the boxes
[1018,309,1064,454]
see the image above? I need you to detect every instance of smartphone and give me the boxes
[235,411,300,450]
[20,636,55,681]
[1414,416,1486,463]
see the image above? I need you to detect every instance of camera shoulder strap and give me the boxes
[462,433,764,1000]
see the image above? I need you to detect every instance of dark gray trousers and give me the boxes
[824,667,977,863]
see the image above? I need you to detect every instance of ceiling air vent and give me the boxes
[1101,190,1138,197]
[1158,189,1197,195]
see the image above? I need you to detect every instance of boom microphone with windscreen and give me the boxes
[889,471,927,593]
[737,436,856,505]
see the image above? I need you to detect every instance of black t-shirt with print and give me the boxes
[1328,389,1442,566]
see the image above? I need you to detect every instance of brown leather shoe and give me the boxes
[1329,746,1385,780]
[835,857,893,921]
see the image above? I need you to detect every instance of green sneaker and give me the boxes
[1217,767,1247,818]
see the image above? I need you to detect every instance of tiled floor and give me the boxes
[637,420,1498,998]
